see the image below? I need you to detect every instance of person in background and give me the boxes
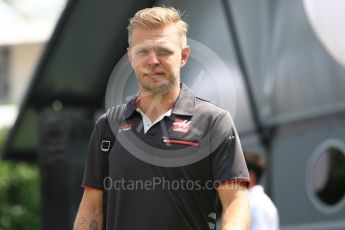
[244,152,279,230]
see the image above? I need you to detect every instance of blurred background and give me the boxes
[1,0,345,229]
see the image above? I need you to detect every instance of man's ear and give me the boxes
[180,46,190,67]
[127,47,133,66]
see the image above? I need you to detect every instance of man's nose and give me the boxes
[147,52,160,65]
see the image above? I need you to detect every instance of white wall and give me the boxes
[9,43,45,104]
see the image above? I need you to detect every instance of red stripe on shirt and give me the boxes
[162,139,199,147]
[215,179,250,189]
[81,185,103,191]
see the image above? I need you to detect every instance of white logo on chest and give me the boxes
[173,119,191,133]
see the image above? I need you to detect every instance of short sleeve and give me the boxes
[81,114,107,190]
[209,111,249,188]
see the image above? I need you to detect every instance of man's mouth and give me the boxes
[145,72,165,80]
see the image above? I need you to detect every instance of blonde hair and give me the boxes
[127,6,188,48]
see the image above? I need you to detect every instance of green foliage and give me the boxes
[0,160,41,230]
[0,127,8,153]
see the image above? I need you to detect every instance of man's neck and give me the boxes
[136,84,180,122]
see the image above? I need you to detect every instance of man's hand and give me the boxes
[74,187,103,230]
[217,182,250,230]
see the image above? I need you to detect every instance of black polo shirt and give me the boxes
[82,83,249,230]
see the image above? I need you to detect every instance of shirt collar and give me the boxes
[171,83,195,116]
[123,83,195,119]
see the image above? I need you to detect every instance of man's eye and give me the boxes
[158,49,172,55]
[137,50,148,55]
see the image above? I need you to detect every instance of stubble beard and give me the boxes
[141,74,179,95]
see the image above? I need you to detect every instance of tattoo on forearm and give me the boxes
[89,220,98,230]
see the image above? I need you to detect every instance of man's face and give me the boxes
[128,24,190,95]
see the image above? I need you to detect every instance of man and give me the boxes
[74,6,250,230]
[244,152,279,230]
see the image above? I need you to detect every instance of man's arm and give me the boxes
[217,182,250,230]
[74,188,103,230]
